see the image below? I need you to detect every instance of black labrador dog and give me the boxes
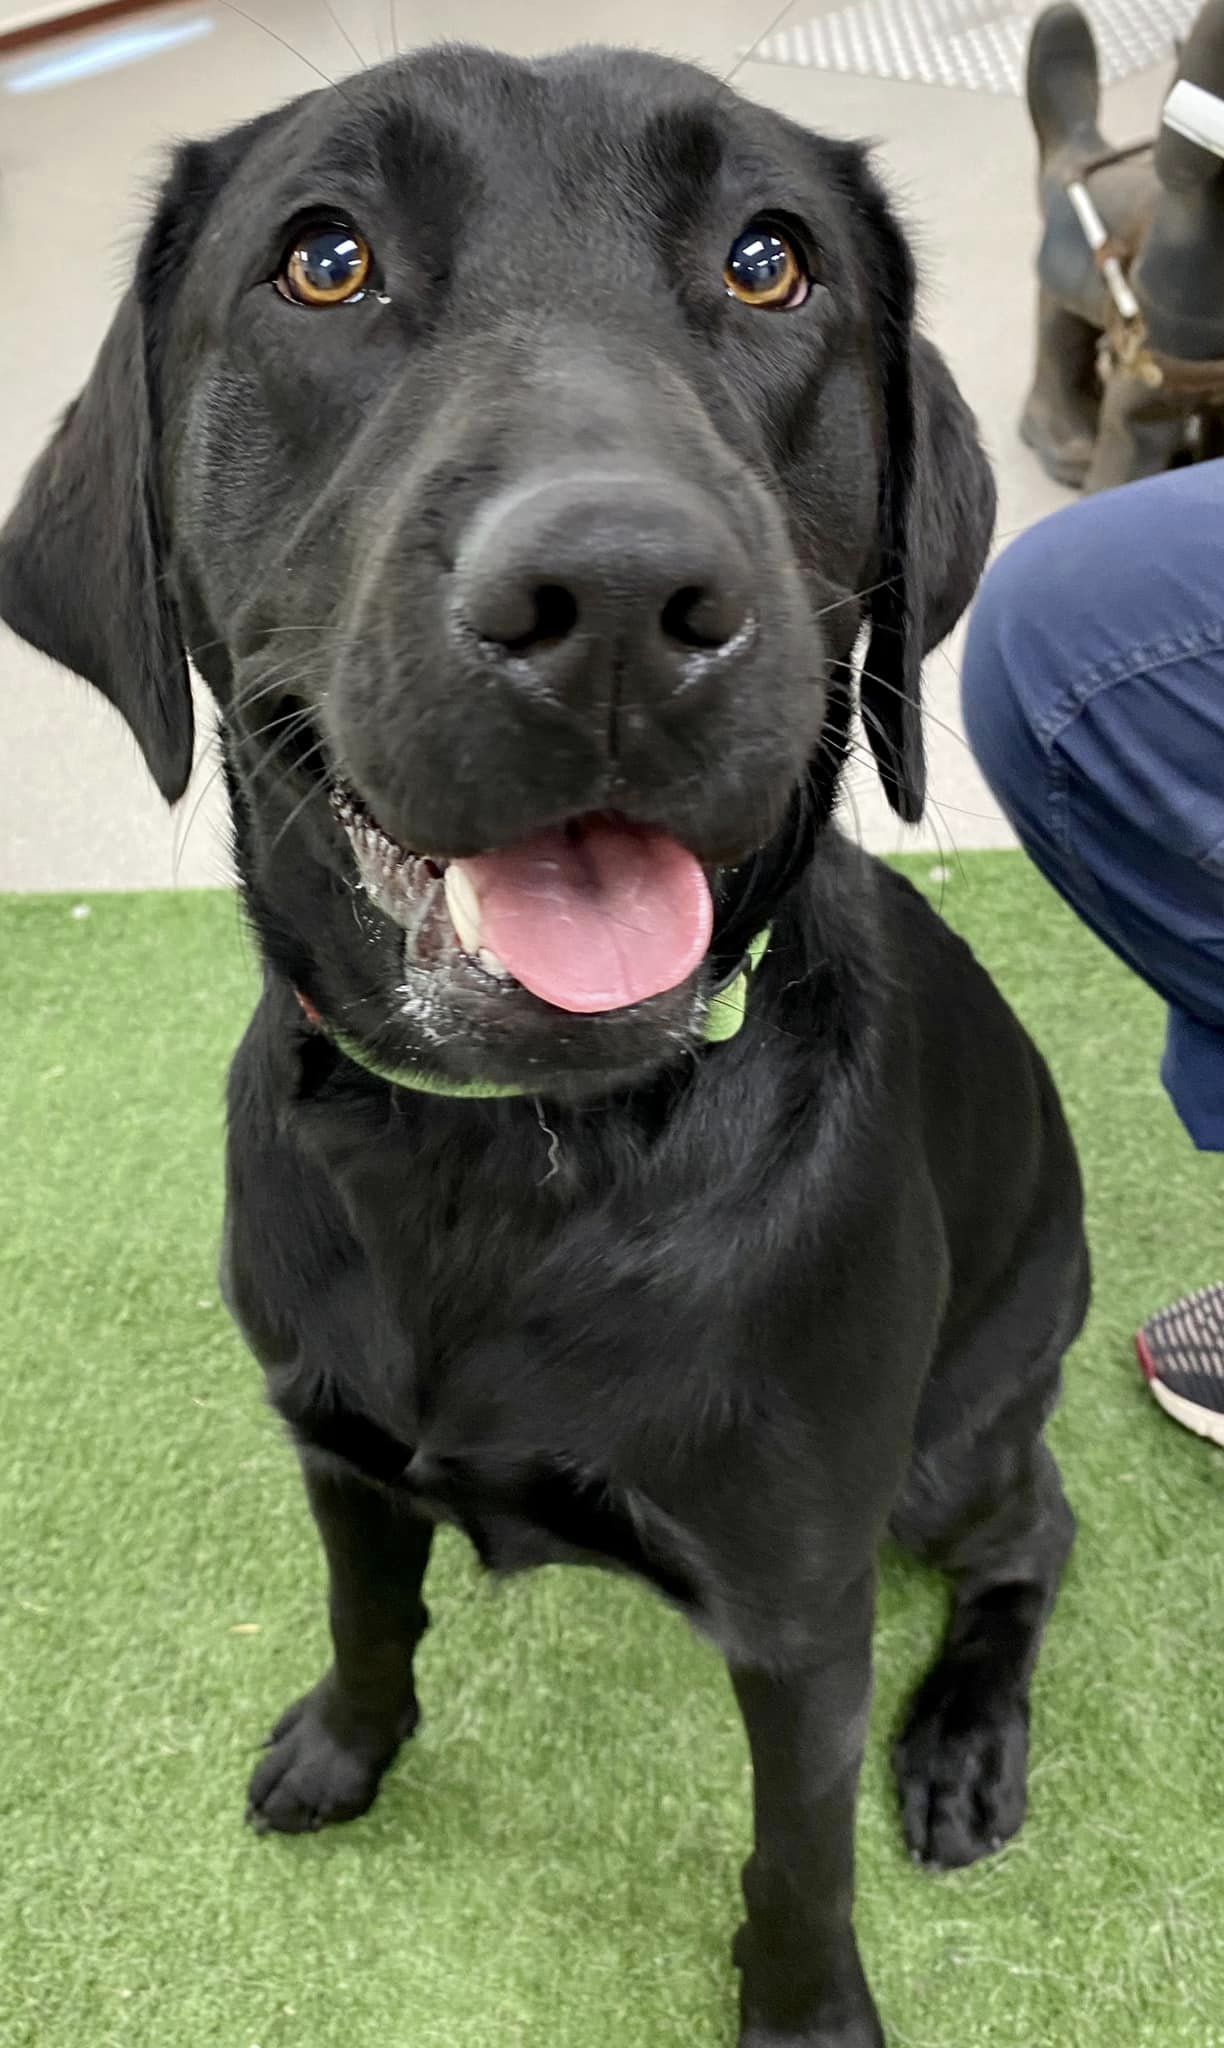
[0,46,1089,2048]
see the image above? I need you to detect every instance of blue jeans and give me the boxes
[961,463,1224,1152]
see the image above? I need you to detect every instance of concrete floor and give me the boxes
[0,0,1180,887]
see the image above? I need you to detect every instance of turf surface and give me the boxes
[2,854,1222,2048]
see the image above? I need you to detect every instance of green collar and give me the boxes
[318,928,772,1101]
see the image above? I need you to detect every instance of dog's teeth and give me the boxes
[478,946,512,981]
[444,865,484,957]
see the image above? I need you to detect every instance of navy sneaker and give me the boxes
[1136,1284,1224,1447]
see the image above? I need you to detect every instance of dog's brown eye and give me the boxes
[723,223,808,310]
[279,222,372,307]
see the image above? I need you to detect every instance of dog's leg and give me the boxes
[731,1575,884,2048]
[247,1461,433,1835]
[890,1437,1074,1872]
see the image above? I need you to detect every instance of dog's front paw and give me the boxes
[740,2015,884,2048]
[246,1679,415,1836]
[736,1943,885,2047]
[893,1665,1029,1871]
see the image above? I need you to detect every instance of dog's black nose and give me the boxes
[454,473,751,686]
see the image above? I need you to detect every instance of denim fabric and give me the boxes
[961,463,1224,1151]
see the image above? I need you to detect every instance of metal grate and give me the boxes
[751,0,1201,96]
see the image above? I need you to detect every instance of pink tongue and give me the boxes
[454,817,713,1014]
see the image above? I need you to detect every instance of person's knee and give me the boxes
[962,467,1224,800]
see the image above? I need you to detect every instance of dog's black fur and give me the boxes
[0,46,1088,2047]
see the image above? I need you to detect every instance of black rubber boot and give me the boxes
[1132,0,1224,360]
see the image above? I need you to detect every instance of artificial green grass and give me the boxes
[1,854,1221,2048]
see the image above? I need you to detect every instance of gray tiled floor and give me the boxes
[0,0,1178,886]
[754,0,1199,95]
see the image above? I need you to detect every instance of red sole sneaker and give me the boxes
[1136,1284,1224,1449]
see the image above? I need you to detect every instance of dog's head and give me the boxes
[0,47,994,1095]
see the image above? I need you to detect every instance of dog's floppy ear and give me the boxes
[843,152,997,823]
[0,141,231,803]
[0,285,190,800]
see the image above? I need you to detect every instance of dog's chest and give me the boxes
[407,1331,707,1609]
[298,1345,706,1611]
[402,1436,701,1607]
[291,1096,830,1654]
[293,1158,703,1598]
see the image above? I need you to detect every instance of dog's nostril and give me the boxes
[482,582,580,654]
[660,584,744,652]
[528,584,580,648]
